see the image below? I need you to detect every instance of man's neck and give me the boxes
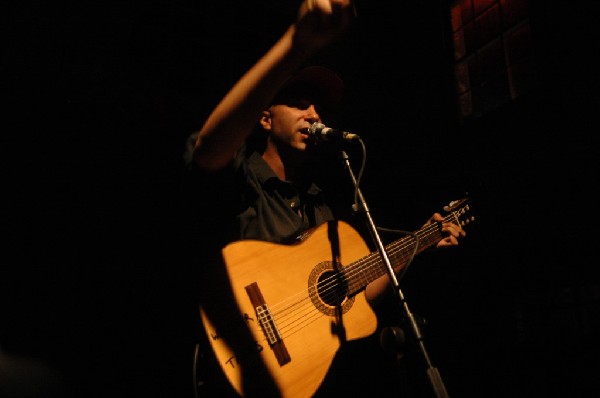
[262,141,304,182]
[262,147,286,180]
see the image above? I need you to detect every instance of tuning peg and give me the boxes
[443,197,468,212]
[460,216,476,227]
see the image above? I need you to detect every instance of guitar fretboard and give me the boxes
[343,214,455,296]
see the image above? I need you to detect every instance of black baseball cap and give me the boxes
[272,66,344,111]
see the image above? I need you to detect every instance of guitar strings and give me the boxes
[270,221,442,340]
[304,211,465,311]
[251,213,459,342]
[256,219,444,340]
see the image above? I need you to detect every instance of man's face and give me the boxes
[265,88,328,150]
[264,95,324,152]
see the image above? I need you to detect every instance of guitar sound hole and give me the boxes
[317,271,348,307]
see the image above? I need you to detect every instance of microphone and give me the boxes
[308,122,360,142]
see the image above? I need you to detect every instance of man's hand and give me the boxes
[294,0,357,55]
[425,212,467,249]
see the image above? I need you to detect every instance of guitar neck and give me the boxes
[343,218,446,296]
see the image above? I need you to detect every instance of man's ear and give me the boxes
[259,110,272,131]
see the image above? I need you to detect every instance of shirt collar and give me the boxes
[247,151,323,197]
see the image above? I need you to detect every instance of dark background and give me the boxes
[3,1,599,397]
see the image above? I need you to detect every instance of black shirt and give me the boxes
[185,143,355,249]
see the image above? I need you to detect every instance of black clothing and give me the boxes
[184,140,358,249]
[189,150,335,244]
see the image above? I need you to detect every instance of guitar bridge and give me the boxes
[256,304,279,345]
[245,282,291,366]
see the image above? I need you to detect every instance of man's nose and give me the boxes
[305,105,320,123]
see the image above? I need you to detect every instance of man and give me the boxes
[184,0,466,396]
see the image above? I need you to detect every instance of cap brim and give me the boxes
[275,66,344,110]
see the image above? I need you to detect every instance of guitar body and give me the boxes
[200,220,378,397]
[198,198,474,397]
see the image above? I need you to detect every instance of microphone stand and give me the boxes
[338,149,449,398]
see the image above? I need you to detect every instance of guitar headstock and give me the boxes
[443,197,475,228]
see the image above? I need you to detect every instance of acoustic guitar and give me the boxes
[200,198,474,397]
